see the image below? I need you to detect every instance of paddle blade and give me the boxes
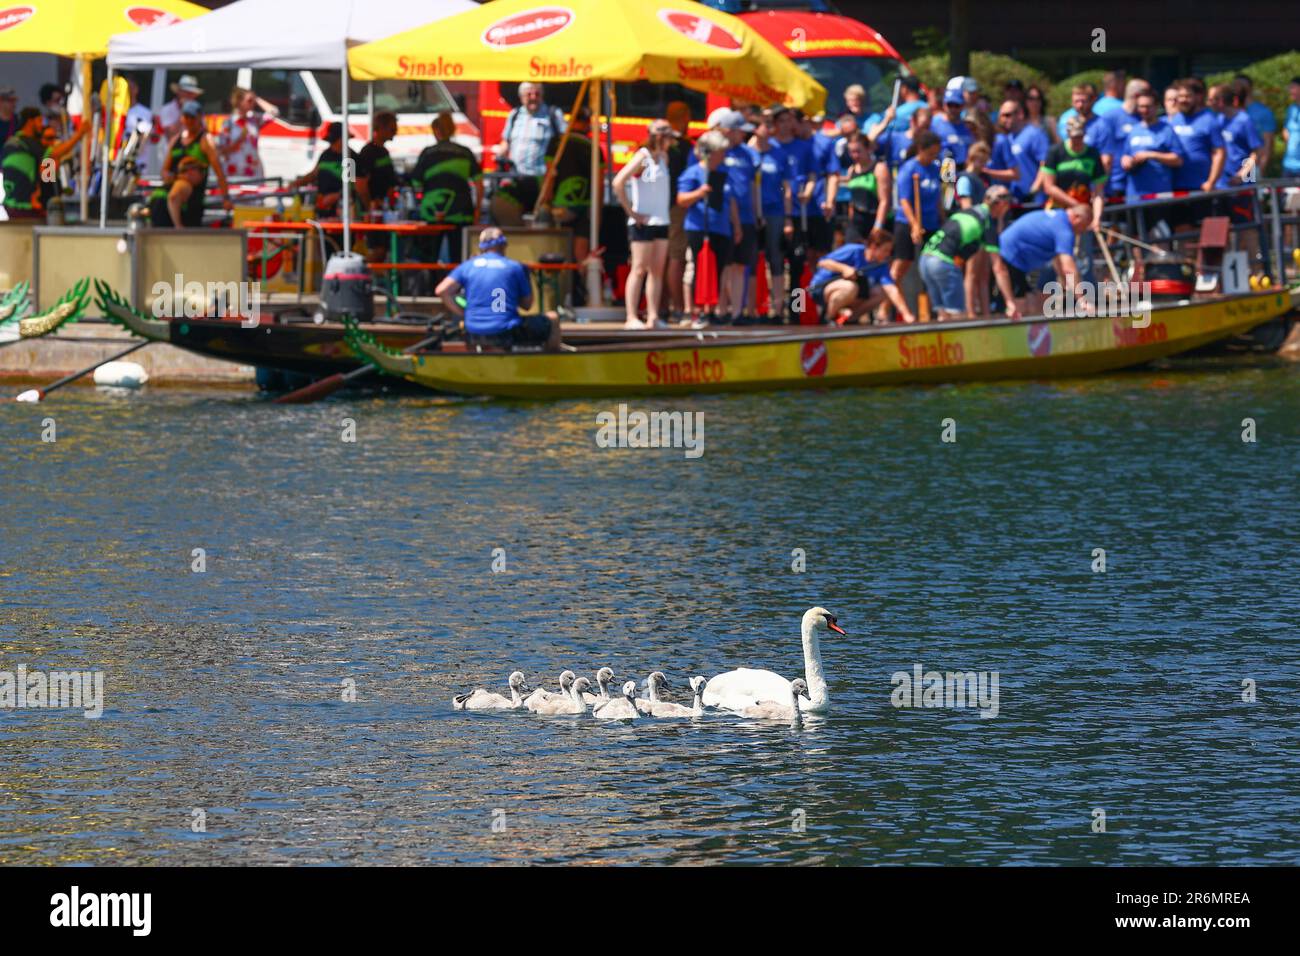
[755,253,770,316]
[273,373,347,404]
[695,238,718,307]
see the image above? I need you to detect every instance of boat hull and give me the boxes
[349,291,1295,399]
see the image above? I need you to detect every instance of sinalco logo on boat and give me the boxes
[126,7,183,29]
[0,6,34,32]
[481,7,575,49]
[1027,322,1052,357]
[658,10,743,52]
[800,339,828,377]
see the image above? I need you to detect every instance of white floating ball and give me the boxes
[93,361,149,389]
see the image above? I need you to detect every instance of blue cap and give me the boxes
[181,100,202,118]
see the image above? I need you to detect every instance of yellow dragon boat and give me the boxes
[344,289,1298,399]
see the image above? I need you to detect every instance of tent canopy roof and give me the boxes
[107,0,478,70]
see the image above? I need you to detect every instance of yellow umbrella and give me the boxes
[0,1,209,223]
[350,0,825,304]
[0,1,208,58]
[348,0,825,112]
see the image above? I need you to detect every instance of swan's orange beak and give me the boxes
[828,620,847,635]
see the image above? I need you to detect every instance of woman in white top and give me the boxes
[613,120,674,328]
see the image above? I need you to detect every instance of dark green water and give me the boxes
[1,359,1297,865]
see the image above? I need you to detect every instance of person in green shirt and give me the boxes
[290,122,358,219]
[1,108,46,217]
[147,100,231,228]
[540,107,600,266]
[919,185,1018,319]
[412,111,482,265]
[839,131,889,242]
[1038,113,1106,283]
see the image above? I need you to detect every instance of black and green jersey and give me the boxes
[1041,142,1105,206]
[922,204,997,265]
[544,131,594,211]
[843,165,879,216]
[357,141,397,205]
[1,133,44,212]
[149,134,210,226]
[412,140,481,224]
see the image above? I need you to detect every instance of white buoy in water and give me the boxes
[93,361,149,389]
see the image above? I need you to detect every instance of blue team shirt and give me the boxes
[1101,107,1141,196]
[450,253,533,336]
[753,142,794,218]
[676,161,732,235]
[808,132,841,219]
[1284,103,1300,175]
[990,124,1049,200]
[1170,108,1225,190]
[810,246,894,289]
[1121,118,1185,199]
[930,114,975,165]
[1055,110,1108,147]
[723,144,758,225]
[1217,111,1263,187]
[892,100,924,131]
[998,209,1076,272]
[896,157,943,230]
[1245,100,1276,135]
[1094,95,1123,116]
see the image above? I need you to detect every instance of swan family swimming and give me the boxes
[451,607,843,724]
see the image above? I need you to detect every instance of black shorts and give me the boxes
[1164,195,1213,229]
[732,222,758,269]
[801,214,833,253]
[809,271,872,306]
[892,221,934,262]
[559,208,590,238]
[628,222,669,243]
[1006,263,1055,298]
[686,229,732,269]
[759,216,789,269]
[1213,191,1255,225]
[467,312,552,350]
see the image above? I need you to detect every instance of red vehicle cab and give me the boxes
[477,1,912,174]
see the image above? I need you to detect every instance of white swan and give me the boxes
[580,667,615,705]
[531,677,592,716]
[702,606,844,713]
[453,671,529,710]
[740,678,810,724]
[524,670,576,712]
[592,681,640,721]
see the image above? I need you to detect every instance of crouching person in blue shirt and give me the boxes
[436,227,560,351]
[808,228,916,324]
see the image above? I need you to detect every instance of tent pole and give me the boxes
[367,82,374,131]
[99,65,113,228]
[341,66,351,254]
[588,80,601,304]
[78,56,91,224]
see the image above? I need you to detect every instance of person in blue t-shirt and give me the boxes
[998,205,1093,317]
[1214,81,1264,189]
[931,89,975,166]
[987,99,1050,203]
[676,130,737,326]
[713,108,760,319]
[1099,78,1150,199]
[799,111,842,285]
[893,130,944,287]
[808,228,914,324]
[750,108,796,320]
[438,228,557,350]
[1120,91,1185,202]
[1236,74,1276,169]
[1282,77,1300,176]
[1093,70,1126,118]
[1167,77,1226,231]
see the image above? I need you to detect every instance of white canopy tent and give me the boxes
[103,0,479,243]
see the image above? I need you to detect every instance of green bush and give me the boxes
[1207,50,1300,121]
[1048,70,1108,116]
[906,52,1051,103]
